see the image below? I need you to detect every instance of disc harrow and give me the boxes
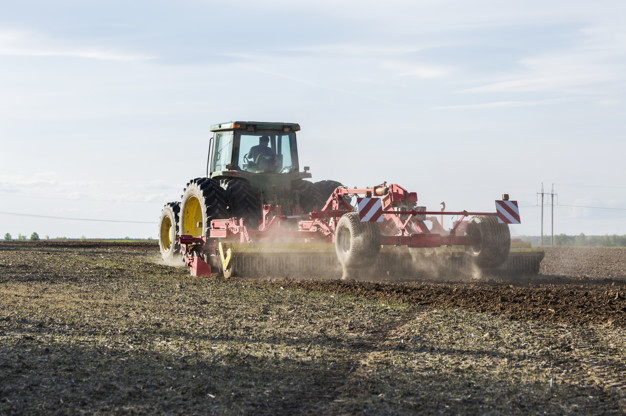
[176,183,543,279]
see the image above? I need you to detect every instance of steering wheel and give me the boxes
[243,153,253,168]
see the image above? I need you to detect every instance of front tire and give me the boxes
[158,202,182,265]
[465,215,511,268]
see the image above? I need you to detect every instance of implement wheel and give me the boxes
[158,202,182,265]
[180,178,228,238]
[465,215,511,268]
[335,212,381,269]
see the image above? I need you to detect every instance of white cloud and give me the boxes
[433,98,568,110]
[0,172,58,192]
[596,98,622,106]
[382,60,452,79]
[0,173,174,204]
[237,63,392,104]
[0,30,153,61]
[274,43,426,56]
[464,24,626,95]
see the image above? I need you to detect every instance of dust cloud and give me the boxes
[340,247,488,282]
[167,240,542,283]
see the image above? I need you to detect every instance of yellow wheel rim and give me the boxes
[160,216,173,251]
[182,196,203,237]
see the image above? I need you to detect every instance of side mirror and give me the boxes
[304,166,310,172]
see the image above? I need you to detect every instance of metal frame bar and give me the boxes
[204,183,501,249]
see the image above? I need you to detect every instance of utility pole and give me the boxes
[550,184,558,246]
[551,183,555,246]
[538,183,544,246]
[538,183,557,247]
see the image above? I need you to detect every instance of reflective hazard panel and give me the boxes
[357,198,384,222]
[495,200,521,224]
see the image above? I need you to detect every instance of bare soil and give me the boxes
[1,242,625,415]
[540,246,626,280]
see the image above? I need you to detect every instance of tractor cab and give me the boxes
[209,122,303,175]
[195,121,323,229]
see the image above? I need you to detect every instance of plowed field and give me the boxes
[1,242,625,415]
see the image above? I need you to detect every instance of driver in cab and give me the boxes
[247,135,276,170]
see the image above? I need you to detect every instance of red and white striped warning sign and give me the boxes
[357,197,384,222]
[495,200,521,224]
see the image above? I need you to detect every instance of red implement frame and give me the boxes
[207,183,506,249]
[178,235,213,276]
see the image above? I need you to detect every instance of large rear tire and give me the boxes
[314,180,349,207]
[292,179,323,214]
[335,212,381,269]
[158,202,182,265]
[221,178,261,230]
[180,178,228,238]
[465,215,511,268]
[315,180,342,200]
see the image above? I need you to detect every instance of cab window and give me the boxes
[238,132,294,172]
[212,131,234,172]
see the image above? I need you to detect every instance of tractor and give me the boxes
[159,121,340,265]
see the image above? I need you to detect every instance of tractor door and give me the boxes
[210,131,235,173]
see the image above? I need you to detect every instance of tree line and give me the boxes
[520,234,626,247]
[3,232,40,241]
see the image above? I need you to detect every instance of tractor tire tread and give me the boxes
[180,177,228,237]
[292,179,324,213]
[221,178,261,229]
[158,201,182,264]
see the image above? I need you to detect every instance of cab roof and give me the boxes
[210,121,300,132]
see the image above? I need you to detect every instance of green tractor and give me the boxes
[158,121,342,264]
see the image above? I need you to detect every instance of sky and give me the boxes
[1,0,625,239]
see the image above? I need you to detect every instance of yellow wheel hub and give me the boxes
[182,196,203,237]
[160,216,173,251]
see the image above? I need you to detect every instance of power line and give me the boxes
[0,190,165,205]
[0,210,156,224]
[558,204,626,211]
[520,204,626,211]
[556,183,626,189]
